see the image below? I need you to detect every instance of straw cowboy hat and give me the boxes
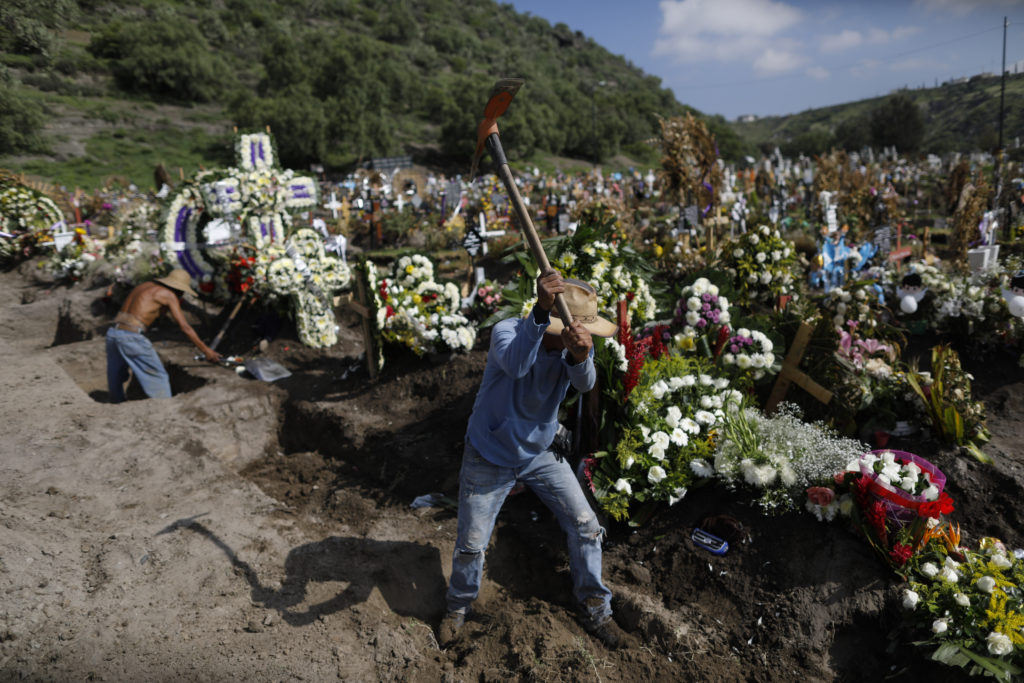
[156,269,197,297]
[543,279,618,338]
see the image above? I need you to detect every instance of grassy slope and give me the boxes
[0,0,675,191]
[731,73,1024,155]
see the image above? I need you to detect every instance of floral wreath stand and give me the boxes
[160,131,319,292]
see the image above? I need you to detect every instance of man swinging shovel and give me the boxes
[439,79,637,650]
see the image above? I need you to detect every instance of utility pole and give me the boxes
[997,16,1009,237]
[999,16,1008,151]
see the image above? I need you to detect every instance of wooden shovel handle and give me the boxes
[485,133,573,325]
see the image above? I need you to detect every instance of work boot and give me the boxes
[585,616,638,649]
[437,611,465,647]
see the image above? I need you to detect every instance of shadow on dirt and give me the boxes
[159,517,446,625]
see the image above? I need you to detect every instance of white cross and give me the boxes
[466,212,507,256]
[323,192,344,219]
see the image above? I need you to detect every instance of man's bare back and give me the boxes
[119,281,220,362]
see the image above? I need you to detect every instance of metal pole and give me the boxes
[998,17,1009,233]
[999,16,1008,152]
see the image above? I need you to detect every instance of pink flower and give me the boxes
[855,338,889,355]
[807,487,835,507]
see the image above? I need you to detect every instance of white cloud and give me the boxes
[820,29,863,53]
[653,0,804,64]
[807,65,830,79]
[913,0,1019,15]
[819,25,921,54]
[754,47,805,74]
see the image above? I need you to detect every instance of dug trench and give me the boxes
[44,287,1024,681]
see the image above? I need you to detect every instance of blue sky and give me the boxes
[507,0,1024,119]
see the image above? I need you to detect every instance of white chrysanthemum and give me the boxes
[665,406,682,428]
[690,459,714,477]
[652,380,671,400]
[680,418,700,434]
[647,466,667,484]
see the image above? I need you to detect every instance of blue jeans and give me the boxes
[446,441,612,626]
[106,327,172,403]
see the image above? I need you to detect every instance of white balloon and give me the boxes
[900,295,918,314]
[1009,296,1024,318]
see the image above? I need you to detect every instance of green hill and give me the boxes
[730,73,1024,159]
[0,0,689,189]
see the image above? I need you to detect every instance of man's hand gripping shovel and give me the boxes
[470,78,574,328]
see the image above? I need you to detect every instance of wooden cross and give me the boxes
[764,321,833,414]
[72,188,82,224]
[340,258,379,381]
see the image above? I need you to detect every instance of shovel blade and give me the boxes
[483,78,524,119]
[244,357,292,382]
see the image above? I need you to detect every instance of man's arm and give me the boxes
[490,269,564,378]
[159,289,221,362]
[562,320,596,393]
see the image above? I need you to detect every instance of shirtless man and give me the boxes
[106,269,220,403]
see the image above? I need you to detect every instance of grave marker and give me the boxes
[764,322,833,414]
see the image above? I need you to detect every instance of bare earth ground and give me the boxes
[2,262,1024,682]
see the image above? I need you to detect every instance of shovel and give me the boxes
[193,354,292,382]
[470,78,574,327]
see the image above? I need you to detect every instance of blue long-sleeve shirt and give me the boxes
[465,307,596,468]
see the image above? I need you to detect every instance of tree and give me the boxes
[835,116,869,152]
[0,66,46,154]
[869,93,924,154]
[87,10,227,103]
[228,85,327,168]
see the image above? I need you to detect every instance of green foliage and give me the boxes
[731,75,1024,157]
[230,85,327,169]
[87,10,228,102]
[905,344,991,463]
[0,0,76,59]
[780,125,835,158]
[834,116,870,152]
[869,93,923,153]
[0,66,47,154]
[7,0,690,174]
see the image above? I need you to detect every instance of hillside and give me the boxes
[730,72,1024,158]
[0,0,687,189]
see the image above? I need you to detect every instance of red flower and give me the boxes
[806,487,835,507]
[581,456,596,493]
[626,291,635,301]
[888,542,913,566]
[866,500,888,542]
[918,491,955,519]
[385,304,395,318]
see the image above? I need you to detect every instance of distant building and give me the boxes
[736,114,758,123]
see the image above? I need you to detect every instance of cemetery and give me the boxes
[2,2,1024,679]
